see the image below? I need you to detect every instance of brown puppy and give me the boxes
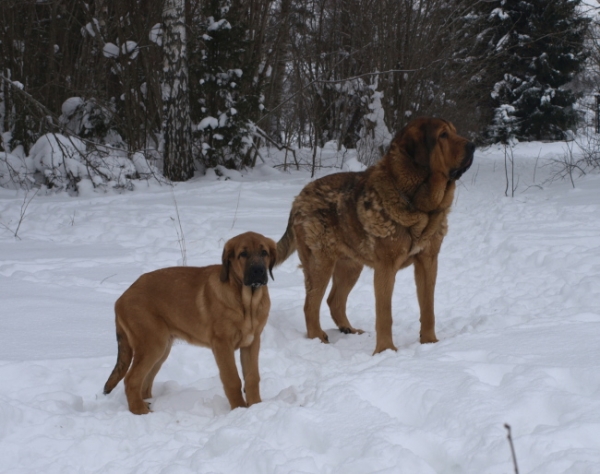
[103,231,276,414]
[276,117,474,354]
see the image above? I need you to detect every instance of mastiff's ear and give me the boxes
[220,243,233,282]
[405,121,437,168]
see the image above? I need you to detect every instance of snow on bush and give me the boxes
[357,77,392,166]
[131,151,161,179]
[23,133,144,193]
[1,96,163,194]
[91,151,137,188]
[120,41,139,59]
[149,23,163,46]
[59,97,119,143]
[0,152,34,189]
[0,93,163,193]
[102,43,119,59]
[198,116,219,131]
[207,18,231,32]
[61,97,84,118]
[29,133,88,189]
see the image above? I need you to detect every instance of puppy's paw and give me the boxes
[307,329,329,343]
[129,401,151,415]
[420,332,438,344]
[373,342,398,355]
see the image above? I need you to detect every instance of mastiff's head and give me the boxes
[398,117,475,181]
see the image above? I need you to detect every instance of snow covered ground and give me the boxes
[1,140,599,473]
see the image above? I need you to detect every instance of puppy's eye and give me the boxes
[261,249,268,257]
[440,132,448,139]
[239,251,248,258]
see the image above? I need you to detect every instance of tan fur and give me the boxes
[103,231,277,414]
[276,117,475,354]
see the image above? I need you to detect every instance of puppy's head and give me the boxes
[220,232,277,287]
[396,117,475,180]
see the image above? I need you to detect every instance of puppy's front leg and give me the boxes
[212,340,247,409]
[240,337,261,406]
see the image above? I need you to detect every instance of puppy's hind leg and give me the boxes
[327,258,364,335]
[124,324,171,415]
[142,340,172,400]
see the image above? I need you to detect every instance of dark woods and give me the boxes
[0,0,591,182]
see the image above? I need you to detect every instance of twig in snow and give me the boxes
[254,126,300,171]
[100,274,117,284]
[470,163,480,186]
[504,144,518,197]
[0,188,39,240]
[230,185,242,230]
[532,148,542,184]
[170,189,187,266]
[504,423,520,474]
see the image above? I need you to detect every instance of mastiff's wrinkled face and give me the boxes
[400,117,475,181]
[220,232,277,287]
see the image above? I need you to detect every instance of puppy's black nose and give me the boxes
[246,264,268,287]
[251,265,266,279]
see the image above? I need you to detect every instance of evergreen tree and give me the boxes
[470,0,589,142]
[190,0,262,169]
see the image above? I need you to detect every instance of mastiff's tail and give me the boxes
[276,214,297,266]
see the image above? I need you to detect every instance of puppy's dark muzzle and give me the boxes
[450,141,475,180]
[245,264,268,288]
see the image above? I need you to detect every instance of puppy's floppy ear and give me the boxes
[220,243,233,282]
[267,239,277,280]
[405,121,437,168]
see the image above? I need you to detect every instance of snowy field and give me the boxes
[1,140,599,473]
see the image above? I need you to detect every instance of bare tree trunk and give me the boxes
[162,0,194,181]
[262,0,292,140]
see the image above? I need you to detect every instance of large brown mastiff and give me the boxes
[276,117,475,354]
[103,231,277,414]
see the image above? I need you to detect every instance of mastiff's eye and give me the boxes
[239,251,248,258]
[440,131,448,139]
[261,249,268,257]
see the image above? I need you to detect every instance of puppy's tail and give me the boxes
[276,214,297,266]
[103,314,133,395]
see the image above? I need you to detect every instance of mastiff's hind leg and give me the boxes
[327,258,364,335]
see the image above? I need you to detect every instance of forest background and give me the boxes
[1,0,599,189]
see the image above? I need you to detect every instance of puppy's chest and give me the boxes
[238,311,264,347]
[237,288,268,347]
[239,328,255,347]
